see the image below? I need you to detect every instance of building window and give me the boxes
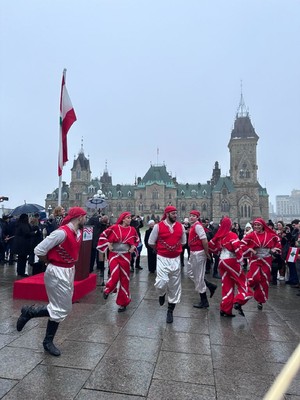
[128,191,132,197]
[117,203,122,211]
[152,190,158,200]
[76,193,81,200]
[138,203,144,211]
[181,190,185,197]
[191,190,197,198]
[117,190,122,198]
[169,193,172,200]
[76,170,81,179]
[221,200,229,212]
[108,191,112,198]
[202,203,207,211]
[139,193,143,200]
[202,190,207,196]
[181,203,186,212]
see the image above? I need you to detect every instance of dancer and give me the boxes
[16,207,87,356]
[97,212,139,312]
[148,206,186,323]
[187,210,217,309]
[209,216,253,317]
[241,217,281,310]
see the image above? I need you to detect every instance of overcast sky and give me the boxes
[1,0,299,213]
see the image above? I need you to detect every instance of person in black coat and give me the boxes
[144,220,157,273]
[13,214,39,277]
[88,213,109,275]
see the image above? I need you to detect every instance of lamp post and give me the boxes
[48,205,52,218]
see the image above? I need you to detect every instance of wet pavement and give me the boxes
[0,257,300,400]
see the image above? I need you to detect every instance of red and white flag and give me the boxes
[58,69,77,176]
[286,247,299,263]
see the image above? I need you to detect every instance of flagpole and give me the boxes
[57,68,76,207]
[58,69,66,206]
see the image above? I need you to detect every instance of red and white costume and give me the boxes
[241,218,281,304]
[35,222,83,322]
[188,220,207,293]
[97,221,139,307]
[148,219,186,304]
[209,217,252,315]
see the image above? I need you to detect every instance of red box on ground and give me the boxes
[13,273,97,302]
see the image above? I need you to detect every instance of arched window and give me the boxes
[139,193,143,200]
[191,190,197,198]
[181,203,186,212]
[76,170,81,179]
[202,190,207,196]
[126,203,132,213]
[117,203,122,211]
[181,190,185,197]
[169,193,172,200]
[117,190,122,198]
[128,191,132,197]
[108,191,112,198]
[202,203,207,211]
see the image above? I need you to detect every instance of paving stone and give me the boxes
[1,365,90,400]
[154,350,214,385]
[85,356,155,396]
[0,347,44,379]
[147,379,216,400]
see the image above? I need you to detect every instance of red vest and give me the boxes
[156,221,183,258]
[47,225,82,268]
[188,222,205,251]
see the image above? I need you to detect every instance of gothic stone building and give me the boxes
[45,99,269,226]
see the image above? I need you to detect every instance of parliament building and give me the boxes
[45,96,269,226]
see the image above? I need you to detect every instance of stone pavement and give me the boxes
[0,257,300,400]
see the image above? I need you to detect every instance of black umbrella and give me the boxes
[85,197,107,210]
[9,203,45,216]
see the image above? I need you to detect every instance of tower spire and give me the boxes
[236,80,249,117]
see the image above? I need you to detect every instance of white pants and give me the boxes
[154,255,181,304]
[44,264,75,322]
[187,250,207,294]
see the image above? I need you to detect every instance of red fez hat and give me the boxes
[116,211,131,225]
[61,207,86,225]
[190,210,200,218]
[162,206,177,220]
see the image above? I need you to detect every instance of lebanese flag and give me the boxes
[58,69,77,176]
[286,247,299,263]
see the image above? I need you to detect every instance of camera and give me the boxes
[0,196,9,202]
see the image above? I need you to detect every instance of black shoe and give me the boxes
[159,294,166,306]
[205,280,217,298]
[118,306,127,313]
[18,274,29,278]
[103,291,109,300]
[220,310,235,317]
[135,266,143,270]
[166,310,173,323]
[233,303,245,317]
[43,320,61,356]
[257,302,263,310]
